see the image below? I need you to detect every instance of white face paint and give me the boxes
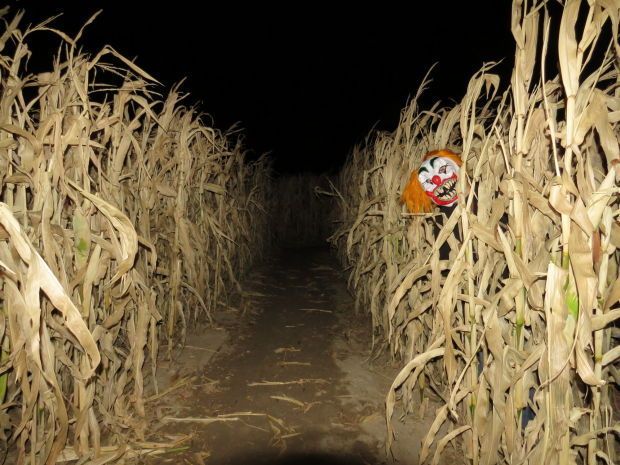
[417,156,460,206]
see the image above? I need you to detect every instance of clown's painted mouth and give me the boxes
[433,177,457,202]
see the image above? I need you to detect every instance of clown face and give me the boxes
[417,156,460,207]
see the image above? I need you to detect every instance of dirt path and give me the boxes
[145,247,430,465]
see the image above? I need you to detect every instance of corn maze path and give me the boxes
[144,247,415,465]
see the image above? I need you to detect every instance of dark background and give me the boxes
[9,1,516,174]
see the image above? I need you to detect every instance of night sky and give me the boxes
[10,1,515,174]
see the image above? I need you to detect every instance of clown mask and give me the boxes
[417,155,460,207]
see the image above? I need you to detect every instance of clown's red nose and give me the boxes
[431,175,442,185]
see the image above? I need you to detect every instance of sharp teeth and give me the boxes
[436,180,454,199]
[433,177,460,202]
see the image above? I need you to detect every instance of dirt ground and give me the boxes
[140,247,457,465]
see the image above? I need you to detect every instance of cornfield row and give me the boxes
[0,11,270,464]
[271,174,335,246]
[329,1,620,464]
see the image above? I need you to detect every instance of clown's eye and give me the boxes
[438,165,447,174]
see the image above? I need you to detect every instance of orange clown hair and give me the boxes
[400,149,462,213]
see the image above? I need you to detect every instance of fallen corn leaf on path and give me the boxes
[145,247,445,465]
